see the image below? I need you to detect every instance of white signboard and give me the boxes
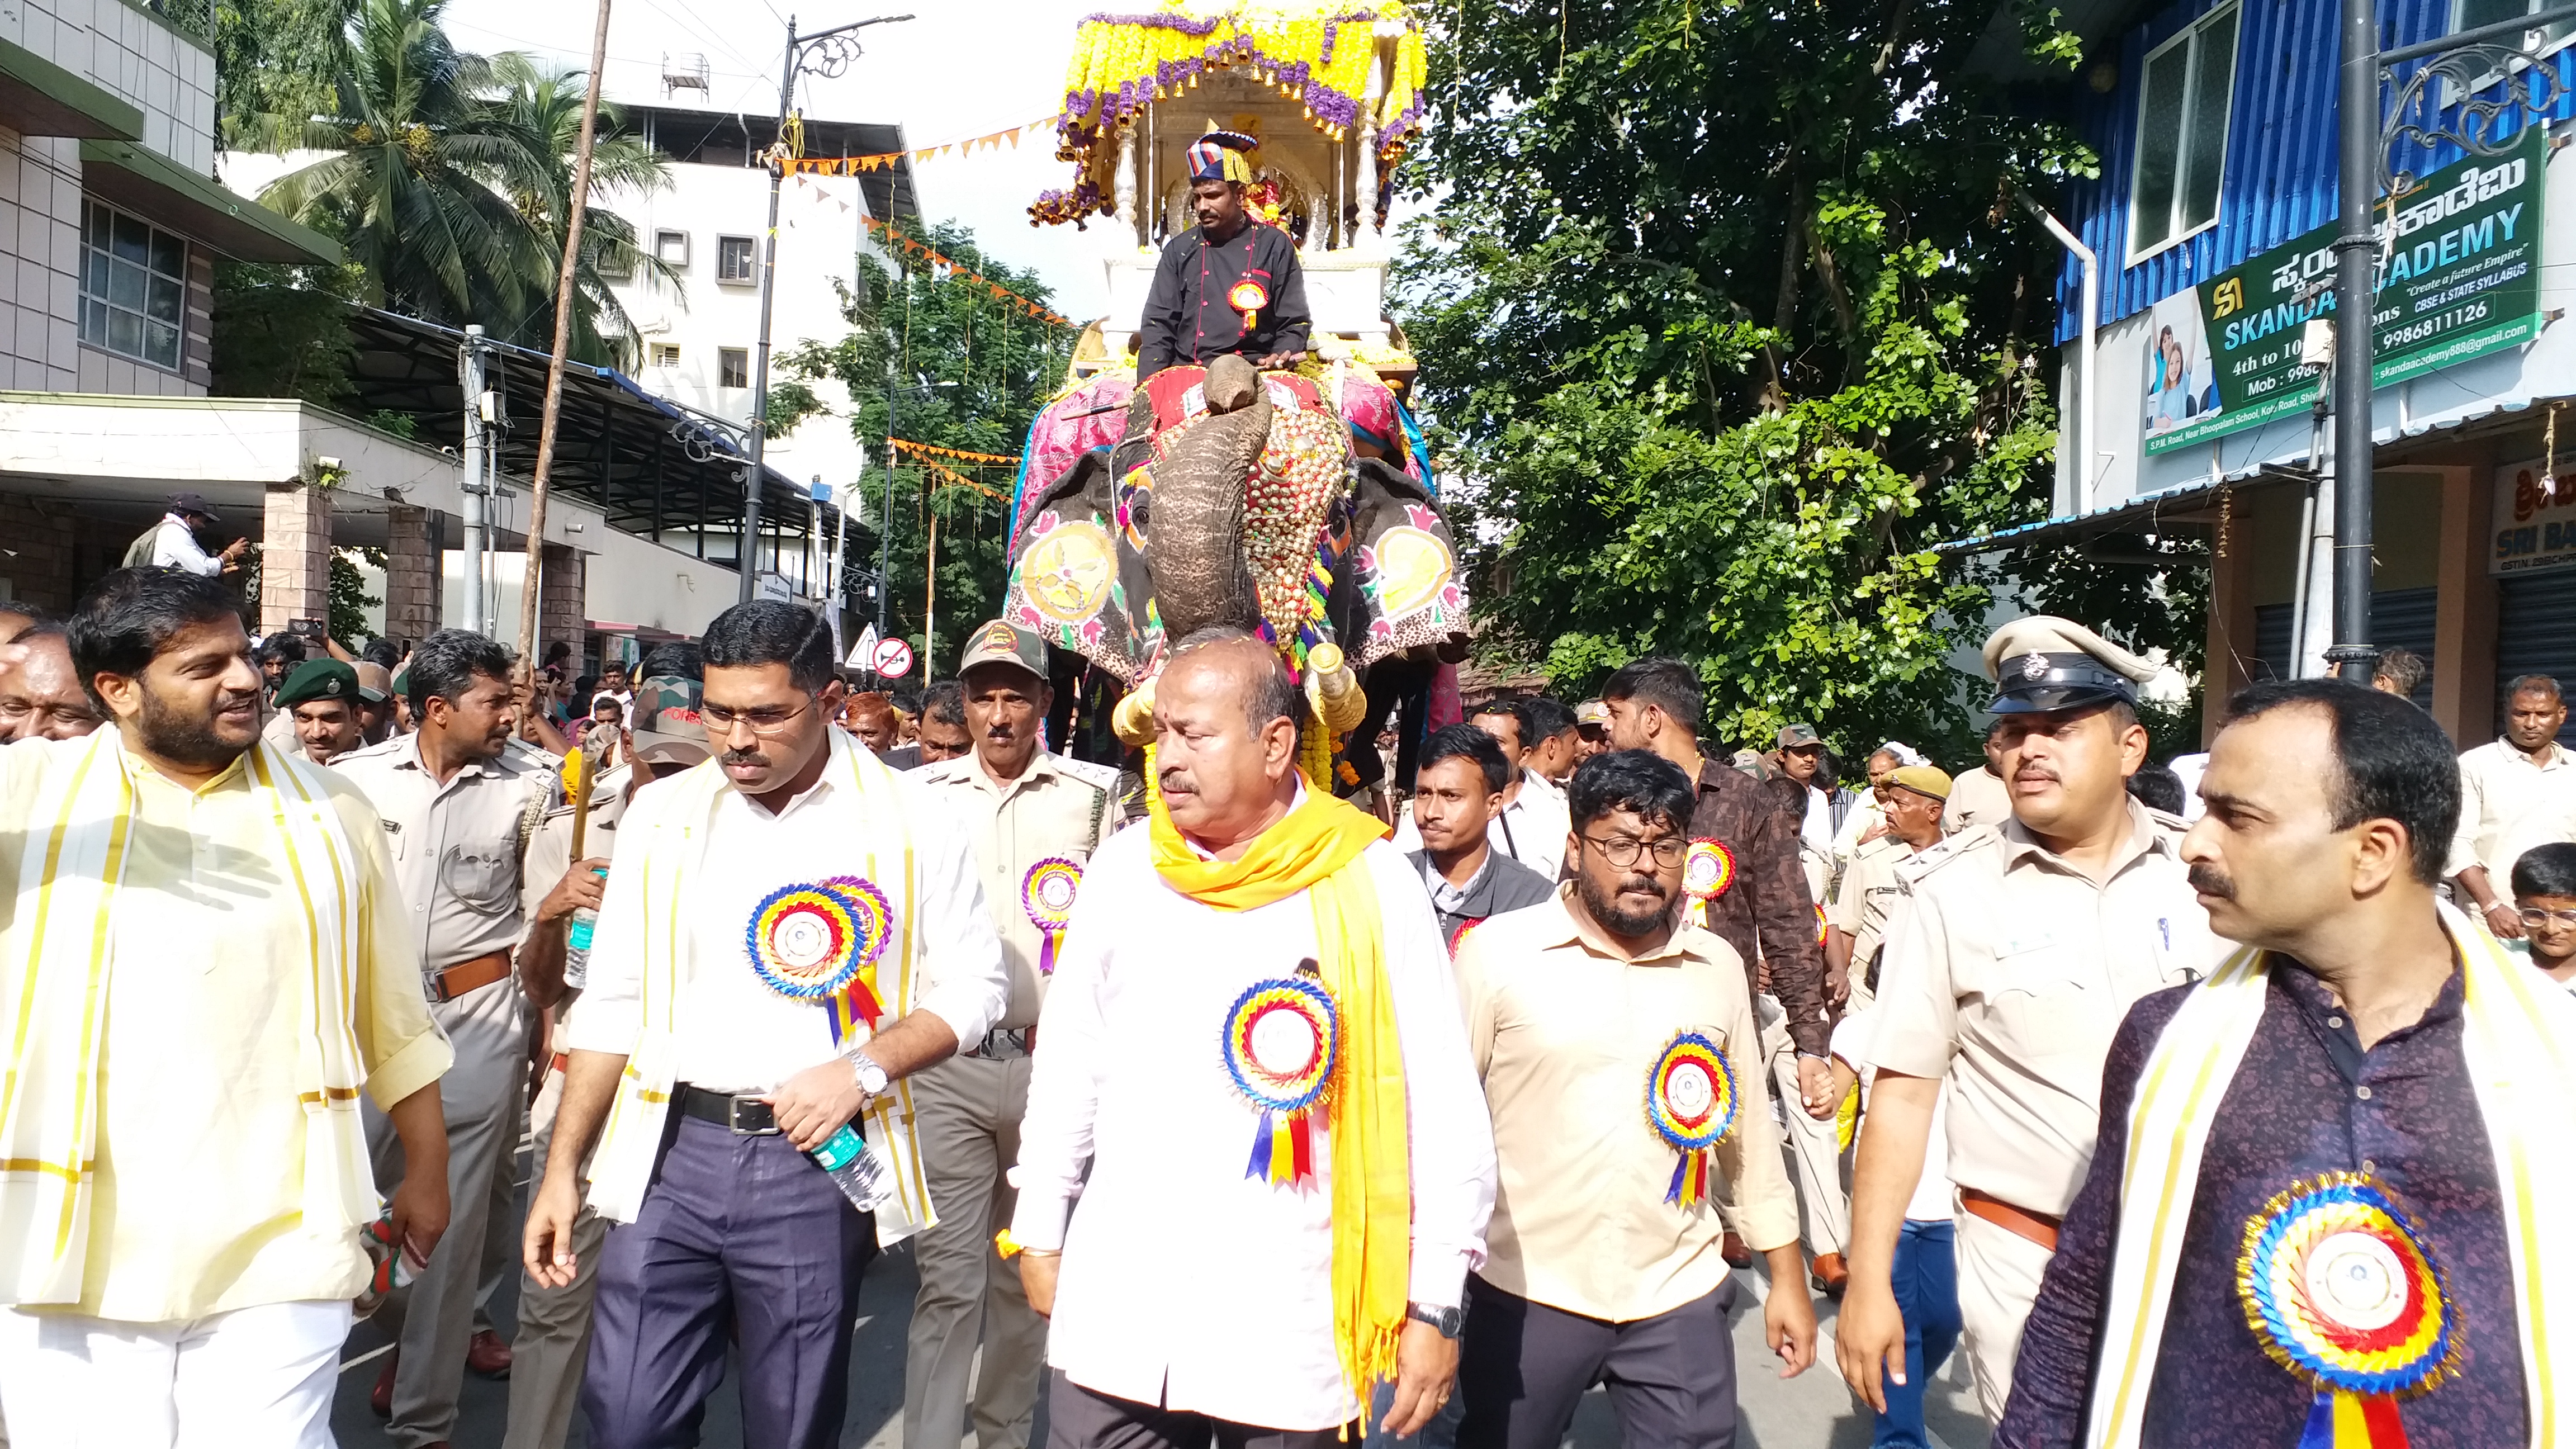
[2491,457,2576,574]
[846,623,880,669]
[874,637,915,679]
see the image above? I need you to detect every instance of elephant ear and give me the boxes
[1344,457,1469,671]
[1002,449,1149,683]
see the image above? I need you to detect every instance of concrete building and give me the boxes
[1949,0,2576,748]
[601,103,918,501]
[0,2,850,662]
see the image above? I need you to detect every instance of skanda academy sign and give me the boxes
[2139,129,2542,457]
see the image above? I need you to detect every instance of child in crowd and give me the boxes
[2508,841,2576,991]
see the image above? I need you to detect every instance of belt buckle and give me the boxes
[726,1095,780,1136]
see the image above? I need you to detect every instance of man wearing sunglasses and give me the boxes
[1453,749,1815,1449]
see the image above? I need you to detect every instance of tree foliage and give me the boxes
[772,221,1076,673]
[1399,0,2186,760]
[238,0,670,365]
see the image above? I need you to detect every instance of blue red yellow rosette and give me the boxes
[1646,1030,1739,1208]
[745,877,892,1045]
[1221,976,1339,1188]
[2236,1172,2460,1448]
[1021,856,1083,977]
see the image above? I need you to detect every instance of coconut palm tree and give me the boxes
[252,0,675,365]
[479,52,678,367]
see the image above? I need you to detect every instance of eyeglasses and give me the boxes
[1579,833,1689,869]
[2519,907,2576,929]
[699,696,817,737]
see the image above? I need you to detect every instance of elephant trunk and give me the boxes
[1150,394,1273,642]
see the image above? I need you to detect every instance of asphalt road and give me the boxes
[330,1152,1991,1449]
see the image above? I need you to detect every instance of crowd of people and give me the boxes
[0,553,2569,1449]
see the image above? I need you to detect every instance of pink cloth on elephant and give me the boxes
[1016,373,1134,540]
[1338,371,1419,482]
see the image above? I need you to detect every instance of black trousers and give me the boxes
[1046,1371,1360,1449]
[1455,1276,1741,1449]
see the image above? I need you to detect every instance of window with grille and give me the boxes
[717,235,756,283]
[719,347,750,389]
[2129,4,2239,261]
[79,201,186,371]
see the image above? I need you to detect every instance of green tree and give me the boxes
[772,221,1072,672]
[243,0,668,361]
[1400,0,2187,761]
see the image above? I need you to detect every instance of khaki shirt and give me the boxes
[911,750,1117,1029]
[334,733,557,975]
[1456,887,1797,1322]
[1872,799,2220,1216]
[520,764,638,923]
[2448,738,2576,883]
[1829,830,1936,978]
[1941,765,2011,834]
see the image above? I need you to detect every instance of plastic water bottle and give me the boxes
[811,1120,896,1211]
[562,868,606,989]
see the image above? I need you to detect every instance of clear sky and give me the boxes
[439,0,1115,318]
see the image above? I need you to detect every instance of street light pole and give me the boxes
[2326,0,2380,683]
[741,10,913,603]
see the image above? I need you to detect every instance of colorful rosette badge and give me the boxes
[1220,974,1339,1188]
[2236,1172,2460,1447]
[1682,839,1735,928]
[1227,277,1270,332]
[1021,856,1083,976]
[1646,1030,1739,1208]
[745,876,892,1045]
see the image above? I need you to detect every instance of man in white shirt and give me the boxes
[1011,628,1497,1448]
[2449,674,2576,938]
[142,492,247,577]
[524,601,1008,1449]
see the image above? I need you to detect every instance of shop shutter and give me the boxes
[2239,588,2437,708]
[2496,567,2576,744]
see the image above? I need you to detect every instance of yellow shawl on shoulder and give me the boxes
[1149,782,1410,1405]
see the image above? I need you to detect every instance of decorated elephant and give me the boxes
[1003,353,1468,788]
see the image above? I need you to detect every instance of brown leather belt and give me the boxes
[1959,1187,2062,1252]
[429,948,513,1005]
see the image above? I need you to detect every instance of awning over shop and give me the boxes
[80,139,341,266]
[0,37,142,140]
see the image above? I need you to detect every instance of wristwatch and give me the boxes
[1406,1301,1464,1339]
[850,1052,890,1098]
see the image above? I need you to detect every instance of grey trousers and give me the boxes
[503,1052,605,1449]
[1760,994,1848,1258]
[364,973,527,1449]
[904,1052,1047,1449]
[1046,1371,1356,1449]
[1455,1277,1741,1449]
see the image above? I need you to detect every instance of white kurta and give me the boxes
[1010,822,1497,1431]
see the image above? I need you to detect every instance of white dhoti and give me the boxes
[0,1299,352,1448]
[1950,1200,2054,1420]
[1759,993,1848,1259]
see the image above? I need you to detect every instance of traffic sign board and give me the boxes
[873,637,915,679]
[846,624,880,669]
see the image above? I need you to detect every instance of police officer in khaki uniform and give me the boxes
[1834,617,2220,1423]
[334,629,557,1449]
[1826,763,1951,1015]
[903,622,1117,1449]
[502,678,709,1449]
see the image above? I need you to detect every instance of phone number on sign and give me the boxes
[2383,300,2487,352]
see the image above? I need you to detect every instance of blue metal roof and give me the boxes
[2053,0,2576,344]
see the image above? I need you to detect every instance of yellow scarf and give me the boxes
[1149,778,1411,1404]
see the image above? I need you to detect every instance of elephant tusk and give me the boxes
[1112,681,1158,747]
[1304,643,1367,735]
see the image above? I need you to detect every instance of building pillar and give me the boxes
[538,542,586,666]
[2433,450,2499,744]
[383,504,441,645]
[259,481,332,638]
